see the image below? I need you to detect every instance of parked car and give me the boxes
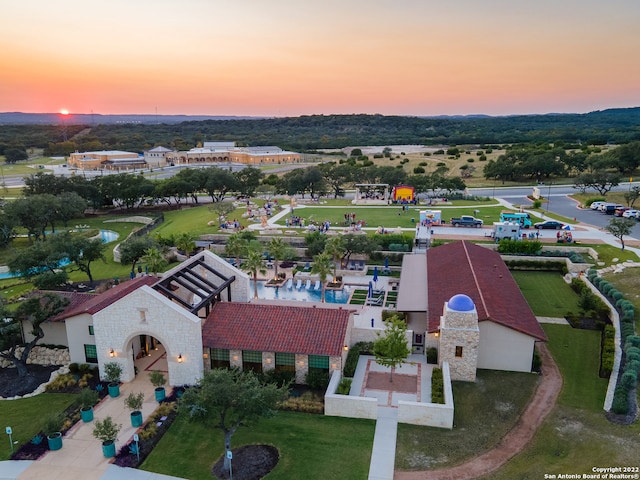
[602,204,624,215]
[534,220,565,230]
[590,201,607,210]
[622,209,640,219]
[614,206,630,216]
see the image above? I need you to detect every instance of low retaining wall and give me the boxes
[397,362,454,429]
[324,370,378,420]
[0,346,70,369]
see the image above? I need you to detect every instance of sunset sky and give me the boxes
[2,0,639,117]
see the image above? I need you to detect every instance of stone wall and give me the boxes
[324,370,378,420]
[0,346,70,368]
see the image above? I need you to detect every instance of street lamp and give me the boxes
[546,183,552,212]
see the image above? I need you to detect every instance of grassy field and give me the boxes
[511,271,581,318]
[141,411,375,480]
[0,393,77,460]
[395,370,538,470]
[485,324,639,479]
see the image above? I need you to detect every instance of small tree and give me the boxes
[311,252,333,303]
[179,368,289,476]
[267,237,291,279]
[92,416,121,444]
[149,370,166,389]
[242,246,266,299]
[0,293,68,378]
[142,246,167,276]
[373,315,411,382]
[324,235,345,277]
[605,217,636,251]
[124,392,145,413]
[77,388,99,410]
[103,362,122,384]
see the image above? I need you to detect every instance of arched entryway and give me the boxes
[129,334,168,379]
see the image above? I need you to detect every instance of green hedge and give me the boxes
[343,341,374,378]
[431,368,445,404]
[601,325,615,378]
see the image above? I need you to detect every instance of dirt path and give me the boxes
[394,343,562,480]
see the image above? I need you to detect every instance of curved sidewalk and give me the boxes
[394,343,562,480]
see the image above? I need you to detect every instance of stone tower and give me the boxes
[438,294,479,382]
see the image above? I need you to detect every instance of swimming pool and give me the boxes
[250,280,351,304]
[0,230,120,280]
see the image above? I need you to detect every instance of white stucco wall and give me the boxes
[65,314,96,364]
[93,286,204,386]
[22,320,69,349]
[477,321,536,373]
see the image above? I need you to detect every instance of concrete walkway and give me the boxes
[0,347,185,480]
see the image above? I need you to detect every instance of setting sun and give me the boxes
[60,109,69,115]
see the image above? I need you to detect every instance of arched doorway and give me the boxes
[129,334,168,379]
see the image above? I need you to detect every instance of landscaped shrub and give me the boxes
[612,291,624,302]
[498,239,542,255]
[261,369,295,387]
[620,371,637,390]
[279,391,324,414]
[601,325,615,378]
[336,378,352,395]
[382,311,406,322]
[626,336,640,349]
[621,323,635,339]
[305,370,330,390]
[592,276,603,288]
[344,342,374,377]
[611,385,629,414]
[431,368,445,404]
[426,347,438,364]
[625,346,640,365]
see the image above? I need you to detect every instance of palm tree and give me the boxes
[225,232,248,267]
[324,236,345,283]
[142,247,167,277]
[311,252,333,303]
[242,247,266,299]
[266,237,290,280]
[175,232,196,257]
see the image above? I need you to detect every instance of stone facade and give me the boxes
[262,351,275,372]
[438,302,479,382]
[94,286,204,386]
[295,354,308,384]
[229,350,242,369]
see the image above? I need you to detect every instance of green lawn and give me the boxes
[141,411,375,480]
[395,370,538,470]
[0,393,77,460]
[485,324,639,479]
[542,324,608,412]
[511,271,581,318]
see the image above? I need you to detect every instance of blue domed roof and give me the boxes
[448,294,475,311]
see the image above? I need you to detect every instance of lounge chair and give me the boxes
[296,279,302,290]
[305,280,311,290]
[314,280,321,290]
[286,278,293,289]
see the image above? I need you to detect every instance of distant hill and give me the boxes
[0,112,265,125]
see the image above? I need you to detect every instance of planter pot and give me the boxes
[130,411,143,428]
[47,432,63,451]
[102,440,116,458]
[154,386,166,402]
[80,406,94,423]
[108,383,120,398]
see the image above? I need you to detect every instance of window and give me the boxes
[84,344,98,363]
[308,355,329,370]
[455,346,463,358]
[210,348,230,369]
[275,352,295,372]
[88,325,94,335]
[243,350,263,373]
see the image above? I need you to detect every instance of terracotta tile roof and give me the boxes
[202,302,352,357]
[47,276,158,322]
[427,241,546,341]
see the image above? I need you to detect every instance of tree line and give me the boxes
[2,108,640,156]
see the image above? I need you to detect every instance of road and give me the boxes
[470,183,640,237]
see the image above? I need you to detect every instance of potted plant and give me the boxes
[92,416,121,458]
[77,388,100,422]
[149,370,166,402]
[104,362,122,398]
[43,413,64,451]
[124,391,145,427]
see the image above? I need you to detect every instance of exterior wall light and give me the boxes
[109,349,115,357]
[343,345,349,351]
[177,354,183,363]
